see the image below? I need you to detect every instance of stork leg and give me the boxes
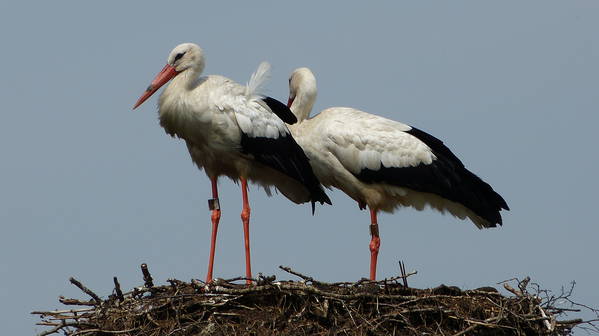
[206,177,221,283]
[369,208,381,280]
[240,178,253,284]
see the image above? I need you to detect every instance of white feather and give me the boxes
[246,61,271,97]
[232,100,289,139]
[234,111,253,135]
[314,108,435,174]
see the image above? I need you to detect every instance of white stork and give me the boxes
[133,44,331,284]
[286,67,509,280]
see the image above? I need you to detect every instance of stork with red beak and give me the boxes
[134,44,330,284]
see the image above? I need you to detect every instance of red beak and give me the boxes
[133,64,179,109]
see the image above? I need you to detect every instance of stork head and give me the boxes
[134,43,205,109]
[167,43,205,73]
[287,67,317,121]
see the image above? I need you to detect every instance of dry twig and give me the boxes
[69,277,101,304]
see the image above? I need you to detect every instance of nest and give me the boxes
[33,265,593,336]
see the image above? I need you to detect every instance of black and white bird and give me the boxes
[133,44,331,284]
[286,67,509,280]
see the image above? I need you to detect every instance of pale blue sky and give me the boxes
[1,2,598,335]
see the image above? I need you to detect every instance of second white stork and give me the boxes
[286,67,509,280]
[133,44,331,284]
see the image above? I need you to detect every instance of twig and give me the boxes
[70,327,138,335]
[36,322,96,336]
[31,308,94,315]
[342,301,358,328]
[35,322,65,336]
[190,279,206,291]
[257,273,276,285]
[518,276,531,293]
[222,276,249,283]
[502,283,522,297]
[451,316,503,336]
[69,277,101,304]
[279,265,328,287]
[451,322,478,336]
[58,297,96,306]
[212,276,257,287]
[113,277,124,302]
[141,263,154,288]
[538,305,554,331]
[556,318,584,325]
[398,260,408,287]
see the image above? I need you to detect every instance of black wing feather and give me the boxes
[355,126,509,227]
[262,97,298,124]
[240,132,331,211]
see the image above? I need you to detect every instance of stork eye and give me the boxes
[174,52,185,62]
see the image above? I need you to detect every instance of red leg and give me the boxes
[206,177,221,283]
[369,208,381,280]
[240,178,252,284]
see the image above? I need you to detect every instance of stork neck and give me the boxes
[172,67,201,92]
[158,67,205,122]
[290,90,316,122]
[160,67,202,110]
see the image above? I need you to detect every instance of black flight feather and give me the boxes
[355,126,509,227]
[261,97,298,124]
[240,132,331,213]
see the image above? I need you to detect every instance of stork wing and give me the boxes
[225,95,331,207]
[319,108,436,174]
[318,107,508,226]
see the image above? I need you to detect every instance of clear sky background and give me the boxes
[1,1,597,335]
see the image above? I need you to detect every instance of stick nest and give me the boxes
[33,265,595,336]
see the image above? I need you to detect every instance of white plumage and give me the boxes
[290,107,452,214]
[133,44,330,284]
[246,61,271,97]
[320,108,435,172]
[286,67,509,280]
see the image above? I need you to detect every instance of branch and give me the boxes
[35,322,65,336]
[113,276,124,302]
[58,297,96,306]
[69,277,101,304]
[140,263,154,288]
[279,265,328,287]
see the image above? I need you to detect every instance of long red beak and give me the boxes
[133,64,179,109]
